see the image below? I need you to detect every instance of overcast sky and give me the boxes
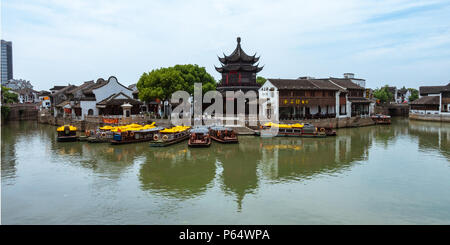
[2,0,450,91]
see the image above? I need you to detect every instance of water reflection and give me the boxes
[258,128,371,183]
[2,119,450,221]
[217,142,261,210]
[139,144,217,199]
[1,121,41,180]
[49,139,146,178]
[409,120,450,161]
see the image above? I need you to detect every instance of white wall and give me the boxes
[92,77,133,102]
[410,109,440,115]
[80,101,97,119]
[259,81,279,121]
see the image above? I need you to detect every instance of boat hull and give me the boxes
[188,139,211,148]
[210,135,239,143]
[149,134,189,147]
[111,138,154,145]
[57,136,78,142]
[256,131,327,138]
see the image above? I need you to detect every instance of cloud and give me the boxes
[2,0,450,90]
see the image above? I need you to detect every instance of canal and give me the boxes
[1,119,450,224]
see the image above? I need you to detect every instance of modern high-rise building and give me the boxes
[1,40,13,85]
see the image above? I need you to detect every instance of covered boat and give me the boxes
[258,122,327,138]
[371,114,391,125]
[111,124,161,145]
[188,127,211,148]
[149,126,191,147]
[209,126,238,143]
[56,125,78,142]
[86,126,115,143]
[87,122,157,143]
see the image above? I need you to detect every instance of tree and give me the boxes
[172,64,217,94]
[256,76,267,86]
[137,65,217,102]
[373,85,393,103]
[137,64,217,117]
[408,88,419,102]
[1,86,19,104]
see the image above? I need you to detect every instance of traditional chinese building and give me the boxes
[51,76,142,119]
[215,37,263,116]
[259,74,373,121]
[410,83,450,115]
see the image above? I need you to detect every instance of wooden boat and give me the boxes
[258,122,327,138]
[56,125,78,142]
[209,126,238,143]
[322,127,337,136]
[149,126,190,147]
[371,114,391,125]
[111,126,163,145]
[86,125,116,143]
[188,127,211,148]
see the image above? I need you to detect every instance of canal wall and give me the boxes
[279,116,375,129]
[3,104,38,121]
[38,113,375,133]
[38,113,173,132]
[409,113,450,123]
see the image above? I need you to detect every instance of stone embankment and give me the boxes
[3,104,38,121]
[409,113,450,123]
[279,116,375,129]
[38,112,172,132]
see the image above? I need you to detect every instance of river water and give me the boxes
[1,119,450,224]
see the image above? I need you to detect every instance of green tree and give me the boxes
[256,76,267,86]
[373,85,393,103]
[172,64,217,94]
[137,64,217,102]
[408,88,419,102]
[1,86,19,104]
[137,65,217,118]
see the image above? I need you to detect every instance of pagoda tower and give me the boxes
[215,37,263,93]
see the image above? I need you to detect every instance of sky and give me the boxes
[1,0,450,91]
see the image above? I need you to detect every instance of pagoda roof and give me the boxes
[217,37,260,65]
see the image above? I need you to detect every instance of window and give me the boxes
[88,109,94,115]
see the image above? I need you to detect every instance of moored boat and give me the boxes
[322,127,337,136]
[258,122,327,138]
[56,125,78,142]
[149,126,190,147]
[86,125,115,143]
[209,126,238,143]
[188,127,211,148]
[111,124,162,145]
[371,114,391,125]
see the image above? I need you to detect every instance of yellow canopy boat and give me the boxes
[57,125,77,131]
[263,122,304,128]
[159,125,190,133]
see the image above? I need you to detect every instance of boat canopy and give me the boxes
[190,127,209,134]
[263,122,304,128]
[109,122,157,132]
[160,125,190,133]
[57,125,77,131]
[210,126,232,131]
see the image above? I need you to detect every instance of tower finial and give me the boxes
[237,37,241,44]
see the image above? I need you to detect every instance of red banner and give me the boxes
[103,118,119,124]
